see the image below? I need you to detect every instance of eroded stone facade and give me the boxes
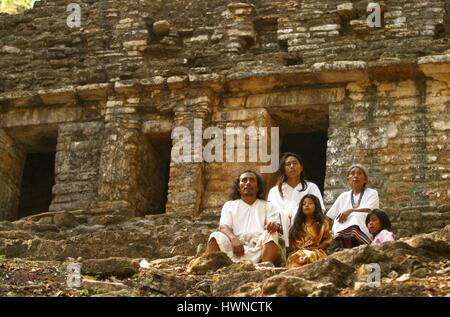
[0,0,449,237]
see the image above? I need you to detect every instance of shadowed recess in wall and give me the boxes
[18,151,55,218]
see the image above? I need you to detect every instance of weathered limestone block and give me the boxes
[350,19,370,35]
[188,73,222,92]
[166,92,215,216]
[376,80,419,98]
[123,40,148,52]
[38,87,77,105]
[114,80,141,95]
[312,61,368,83]
[185,34,209,44]
[1,45,20,54]
[49,122,104,212]
[224,3,256,54]
[53,212,79,228]
[153,20,171,37]
[140,76,165,90]
[0,107,83,129]
[76,83,112,101]
[418,55,450,82]
[0,91,41,108]
[310,24,341,32]
[223,96,246,108]
[0,129,26,221]
[246,87,345,108]
[167,76,188,90]
[337,3,357,20]
[141,119,173,136]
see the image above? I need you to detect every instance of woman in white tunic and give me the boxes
[267,152,325,248]
[326,164,379,248]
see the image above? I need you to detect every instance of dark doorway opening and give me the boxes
[140,129,172,216]
[150,138,171,214]
[281,132,328,194]
[18,151,56,218]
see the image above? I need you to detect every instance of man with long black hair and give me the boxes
[206,170,282,265]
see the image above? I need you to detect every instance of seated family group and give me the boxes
[206,152,395,268]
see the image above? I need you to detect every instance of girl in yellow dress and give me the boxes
[287,194,332,268]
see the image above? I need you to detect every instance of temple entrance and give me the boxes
[148,137,171,214]
[269,102,329,194]
[6,125,58,219]
[280,132,328,194]
[141,131,171,215]
[18,151,56,218]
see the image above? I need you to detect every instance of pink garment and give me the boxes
[370,229,395,246]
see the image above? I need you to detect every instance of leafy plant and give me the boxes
[81,275,99,281]
[80,288,90,297]
[0,0,34,15]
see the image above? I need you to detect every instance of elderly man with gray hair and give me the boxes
[326,164,379,248]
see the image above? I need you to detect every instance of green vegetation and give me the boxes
[80,287,103,297]
[0,0,34,15]
[81,275,99,281]
[80,288,90,297]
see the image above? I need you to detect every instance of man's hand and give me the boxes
[265,222,280,234]
[230,237,244,257]
[336,209,352,223]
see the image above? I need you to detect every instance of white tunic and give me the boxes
[267,181,325,247]
[208,199,281,263]
[326,188,379,239]
[219,199,280,236]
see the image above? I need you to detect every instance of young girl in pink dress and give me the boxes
[366,209,395,246]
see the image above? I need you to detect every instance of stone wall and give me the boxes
[0,0,449,237]
[202,107,276,214]
[0,129,26,221]
[325,77,450,237]
[1,0,450,93]
[50,122,103,212]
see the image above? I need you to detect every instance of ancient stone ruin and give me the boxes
[0,0,449,238]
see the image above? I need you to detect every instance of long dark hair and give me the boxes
[366,208,392,231]
[229,169,266,201]
[289,194,325,242]
[277,152,308,198]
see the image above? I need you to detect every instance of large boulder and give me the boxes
[53,213,79,228]
[139,267,198,296]
[212,269,281,296]
[330,244,390,267]
[82,257,140,278]
[260,275,337,297]
[282,258,355,289]
[153,20,171,37]
[187,252,233,275]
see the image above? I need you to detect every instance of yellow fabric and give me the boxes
[287,219,332,268]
